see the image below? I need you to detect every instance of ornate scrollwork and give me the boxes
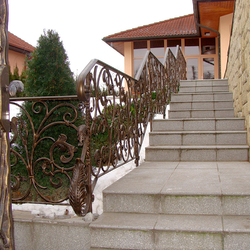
[76,48,186,195]
[9,100,82,204]
[9,45,186,217]
[69,158,91,216]
[176,45,187,86]
[77,124,87,147]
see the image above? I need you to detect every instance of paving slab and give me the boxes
[161,168,221,195]
[223,215,250,233]
[102,161,250,216]
[177,162,218,169]
[104,161,250,197]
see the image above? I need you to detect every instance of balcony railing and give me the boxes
[10,46,186,216]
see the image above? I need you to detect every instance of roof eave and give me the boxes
[9,45,33,55]
[103,33,199,43]
[192,0,236,37]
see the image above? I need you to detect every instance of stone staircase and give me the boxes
[146,79,249,162]
[89,79,250,250]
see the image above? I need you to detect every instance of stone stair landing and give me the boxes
[90,162,250,249]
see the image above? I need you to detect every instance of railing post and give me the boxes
[147,55,153,132]
[83,77,92,213]
[133,80,140,167]
[69,73,92,216]
[0,0,15,248]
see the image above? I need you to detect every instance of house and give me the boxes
[103,0,250,144]
[103,0,235,81]
[8,31,35,74]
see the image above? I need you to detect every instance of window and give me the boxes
[134,59,143,76]
[201,38,216,55]
[185,39,199,55]
[134,41,148,76]
[134,41,147,57]
[150,40,164,57]
[187,58,198,80]
[167,39,181,55]
[203,58,214,79]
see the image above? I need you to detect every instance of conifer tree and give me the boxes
[12,65,20,81]
[25,29,75,96]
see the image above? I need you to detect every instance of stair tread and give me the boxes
[90,212,250,234]
[153,117,244,121]
[169,108,234,112]
[180,84,228,87]
[147,145,249,149]
[150,131,247,134]
[170,100,233,103]
[172,92,232,95]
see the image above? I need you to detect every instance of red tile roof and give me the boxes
[9,31,35,53]
[103,14,197,41]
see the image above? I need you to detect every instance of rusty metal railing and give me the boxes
[10,47,186,216]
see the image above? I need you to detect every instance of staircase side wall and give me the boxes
[225,0,250,144]
[13,212,91,250]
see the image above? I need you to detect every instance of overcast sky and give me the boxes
[8,0,194,77]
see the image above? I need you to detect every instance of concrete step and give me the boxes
[169,108,235,118]
[171,92,233,102]
[90,213,250,250]
[179,85,229,93]
[180,79,229,87]
[103,190,250,215]
[90,161,250,249]
[170,100,233,110]
[145,145,249,161]
[152,118,246,132]
[102,162,250,216]
[149,131,247,146]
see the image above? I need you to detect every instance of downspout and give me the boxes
[194,20,221,79]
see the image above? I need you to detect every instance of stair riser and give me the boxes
[145,148,249,161]
[91,228,155,249]
[103,194,250,215]
[179,86,229,93]
[171,93,233,102]
[152,119,245,131]
[91,228,224,250]
[169,110,235,118]
[149,133,247,146]
[104,194,221,215]
[170,101,233,110]
[180,79,229,86]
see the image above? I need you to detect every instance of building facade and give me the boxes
[8,31,35,74]
[103,0,235,81]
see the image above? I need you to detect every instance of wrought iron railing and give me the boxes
[9,96,81,204]
[10,47,186,216]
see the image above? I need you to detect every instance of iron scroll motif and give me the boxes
[69,158,92,216]
[176,45,187,87]
[75,50,187,209]
[8,46,186,217]
[69,124,92,216]
[9,99,82,205]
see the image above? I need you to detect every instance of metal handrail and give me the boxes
[10,46,186,216]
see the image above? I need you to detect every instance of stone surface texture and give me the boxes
[225,0,250,144]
